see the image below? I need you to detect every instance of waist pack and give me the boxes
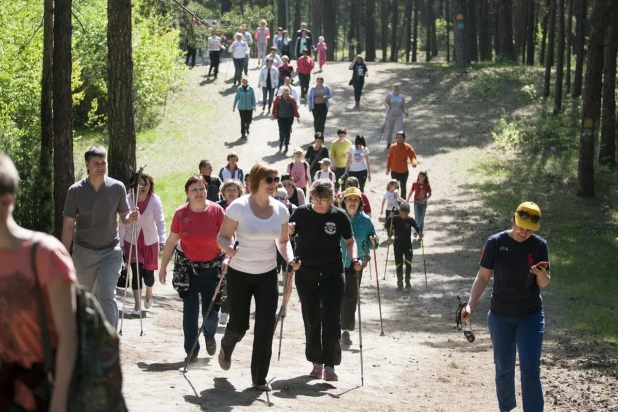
[31,240,127,412]
[172,247,225,300]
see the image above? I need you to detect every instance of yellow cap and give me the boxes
[343,187,362,199]
[514,202,541,231]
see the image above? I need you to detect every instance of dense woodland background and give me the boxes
[0,0,616,235]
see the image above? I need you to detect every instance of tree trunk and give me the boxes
[497,0,516,61]
[278,0,287,30]
[382,0,389,60]
[454,0,470,66]
[578,0,608,197]
[426,0,432,61]
[554,0,565,112]
[431,0,439,55]
[572,0,586,97]
[479,0,490,60]
[413,0,419,61]
[349,0,356,60]
[53,0,74,238]
[404,0,414,61]
[565,0,574,93]
[40,0,54,234]
[324,0,337,60]
[358,0,365,54]
[599,15,617,165]
[467,0,478,61]
[514,0,522,62]
[366,0,377,60]
[108,0,137,185]
[446,0,451,62]
[391,0,399,61]
[294,0,302,35]
[543,0,556,97]
[526,0,535,64]
[540,0,549,65]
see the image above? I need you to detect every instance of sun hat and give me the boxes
[293,147,303,154]
[514,201,541,231]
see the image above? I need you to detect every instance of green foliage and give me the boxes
[467,66,541,100]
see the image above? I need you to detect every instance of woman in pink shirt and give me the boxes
[287,147,312,194]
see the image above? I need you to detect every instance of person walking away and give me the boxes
[263,46,283,68]
[314,36,328,71]
[305,132,330,177]
[199,159,222,202]
[287,148,312,195]
[461,202,550,412]
[258,59,278,113]
[383,84,408,147]
[254,20,271,68]
[293,23,313,58]
[296,49,315,100]
[118,173,166,316]
[0,151,78,412]
[207,30,225,78]
[232,77,256,139]
[345,135,371,192]
[339,187,378,346]
[349,55,368,109]
[281,174,307,206]
[238,27,253,75]
[330,128,352,191]
[387,203,422,291]
[385,131,417,199]
[228,34,250,86]
[314,158,336,185]
[219,152,245,182]
[272,86,300,152]
[307,76,332,134]
[289,180,361,382]
[217,163,298,391]
[380,179,405,228]
[277,30,292,60]
[277,76,299,101]
[277,56,294,88]
[406,171,431,235]
[62,145,138,329]
[158,175,225,362]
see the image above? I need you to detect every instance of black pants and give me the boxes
[295,265,345,367]
[233,58,244,83]
[299,72,311,98]
[394,241,413,284]
[312,103,328,134]
[129,262,155,291]
[334,167,346,192]
[352,80,364,104]
[277,116,294,147]
[220,267,278,385]
[208,50,221,75]
[341,267,363,331]
[348,169,368,192]
[239,109,253,136]
[391,170,409,199]
[186,46,197,67]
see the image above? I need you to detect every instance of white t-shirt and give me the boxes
[225,195,289,274]
[348,146,370,172]
[314,170,335,183]
[383,190,400,211]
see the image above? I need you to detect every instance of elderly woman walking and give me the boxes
[307,76,332,134]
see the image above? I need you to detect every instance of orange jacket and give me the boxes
[386,142,418,173]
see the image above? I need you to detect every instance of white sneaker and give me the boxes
[219,312,228,325]
[131,308,141,316]
[144,297,153,309]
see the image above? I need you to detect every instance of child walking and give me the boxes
[387,203,423,291]
[381,179,405,240]
[314,158,336,184]
[406,171,431,235]
[314,36,327,71]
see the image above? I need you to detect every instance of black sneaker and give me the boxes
[396,283,404,291]
[341,331,353,345]
[405,282,412,291]
[206,338,217,356]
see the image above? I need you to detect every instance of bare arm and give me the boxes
[531,265,551,288]
[461,266,493,320]
[305,163,312,187]
[344,152,352,174]
[275,223,296,264]
[61,217,75,253]
[365,153,371,179]
[344,237,357,260]
[48,279,77,412]
[217,216,239,256]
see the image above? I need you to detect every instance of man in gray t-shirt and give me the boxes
[62,145,137,329]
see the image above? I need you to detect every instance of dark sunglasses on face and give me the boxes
[282,182,293,187]
[516,210,540,223]
[264,176,281,184]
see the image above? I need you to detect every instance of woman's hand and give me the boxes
[159,268,167,285]
[370,235,378,248]
[461,304,472,321]
[159,243,165,252]
[226,244,238,257]
[289,258,301,271]
[368,173,372,182]
[352,258,363,272]
[288,222,296,236]
[221,257,231,275]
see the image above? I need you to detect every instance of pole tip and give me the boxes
[178,366,188,373]
[380,331,385,336]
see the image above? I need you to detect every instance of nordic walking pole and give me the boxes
[276,257,298,361]
[180,241,238,373]
[421,237,428,291]
[132,182,145,337]
[356,267,364,386]
[119,166,145,336]
[371,245,386,336]
[383,208,395,280]
[377,108,390,144]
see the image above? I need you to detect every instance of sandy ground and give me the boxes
[117,60,618,411]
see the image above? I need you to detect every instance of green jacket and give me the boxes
[340,211,378,268]
[233,85,256,110]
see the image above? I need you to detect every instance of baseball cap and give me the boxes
[514,202,541,231]
[319,158,331,165]
[343,187,362,199]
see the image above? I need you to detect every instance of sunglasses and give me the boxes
[516,210,541,223]
[264,176,281,184]
[282,183,293,187]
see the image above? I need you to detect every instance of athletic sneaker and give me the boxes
[396,283,404,291]
[131,308,141,316]
[219,312,228,325]
[341,331,353,345]
[206,338,217,356]
[252,382,272,391]
[218,349,231,371]
[144,297,153,309]
[324,367,338,381]
[309,363,324,379]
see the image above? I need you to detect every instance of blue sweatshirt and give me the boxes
[340,211,379,268]
[233,85,256,110]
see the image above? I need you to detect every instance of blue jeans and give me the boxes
[487,310,545,412]
[183,267,220,356]
[414,201,428,233]
[262,86,274,109]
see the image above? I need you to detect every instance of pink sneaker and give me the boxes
[324,366,338,381]
[309,363,324,379]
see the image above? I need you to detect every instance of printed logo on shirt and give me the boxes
[324,221,337,235]
[500,246,509,252]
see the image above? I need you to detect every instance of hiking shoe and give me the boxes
[206,338,217,356]
[341,331,353,345]
[309,363,324,379]
[144,297,153,309]
[219,312,228,325]
[396,283,404,291]
[324,367,338,381]
[218,349,231,371]
[131,308,141,316]
[405,282,412,291]
[184,353,198,363]
[252,382,272,391]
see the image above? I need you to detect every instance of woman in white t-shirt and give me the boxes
[344,135,371,192]
[216,163,299,392]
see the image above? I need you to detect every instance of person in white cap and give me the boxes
[461,201,551,412]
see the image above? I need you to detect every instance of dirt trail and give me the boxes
[118,61,617,411]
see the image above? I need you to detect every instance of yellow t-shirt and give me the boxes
[331,139,352,168]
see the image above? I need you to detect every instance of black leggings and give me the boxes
[130,262,155,291]
[390,170,410,199]
[394,241,413,283]
[348,169,368,192]
[208,50,221,75]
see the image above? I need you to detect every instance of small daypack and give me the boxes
[32,240,127,412]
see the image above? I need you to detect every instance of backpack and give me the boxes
[288,161,309,181]
[32,241,127,412]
